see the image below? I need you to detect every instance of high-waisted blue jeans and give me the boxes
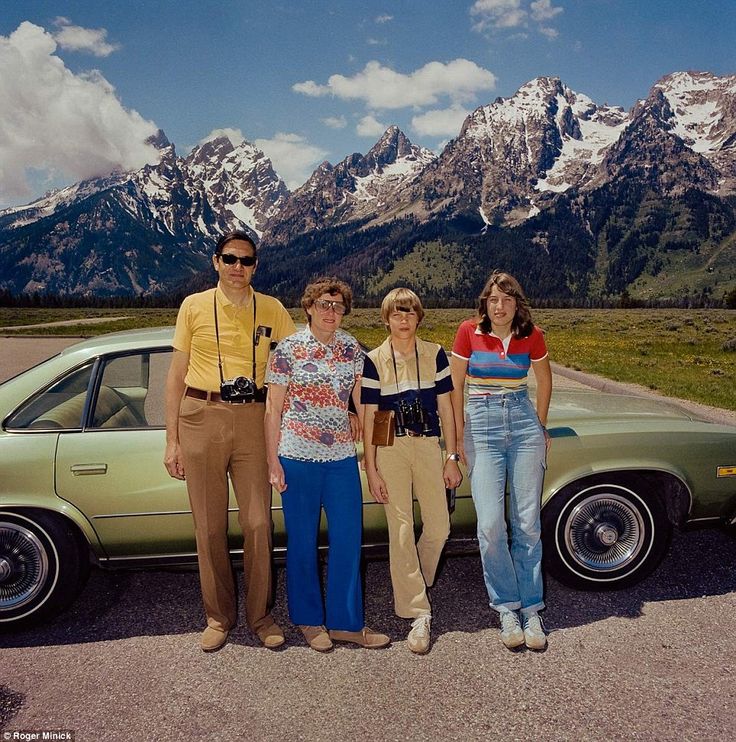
[280,455,363,631]
[464,390,546,614]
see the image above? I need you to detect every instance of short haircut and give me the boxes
[380,287,425,326]
[476,270,534,338]
[301,277,353,323]
[215,230,258,256]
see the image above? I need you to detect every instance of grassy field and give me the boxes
[2,307,735,411]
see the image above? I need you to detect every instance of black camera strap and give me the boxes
[389,340,421,398]
[213,290,257,386]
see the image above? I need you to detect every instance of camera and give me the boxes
[220,376,257,403]
[394,398,433,437]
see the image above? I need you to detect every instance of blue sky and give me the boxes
[1,0,734,208]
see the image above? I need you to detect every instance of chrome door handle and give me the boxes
[70,464,108,475]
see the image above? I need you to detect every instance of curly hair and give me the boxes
[476,270,534,338]
[301,277,353,324]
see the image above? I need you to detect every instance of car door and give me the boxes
[54,349,197,561]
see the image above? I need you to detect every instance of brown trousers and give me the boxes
[178,394,274,633]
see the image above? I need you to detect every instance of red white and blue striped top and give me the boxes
[452,320,548,396]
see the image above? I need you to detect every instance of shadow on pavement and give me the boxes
[2,527,734,649]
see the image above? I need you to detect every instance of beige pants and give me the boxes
[376,435,450,618]
[178,395,274,633]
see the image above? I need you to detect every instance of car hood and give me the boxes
[548,389,696,427]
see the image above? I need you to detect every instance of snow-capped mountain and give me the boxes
[183,136,288,235]
[265,126,434,243]
[0,132,288,295]
[1,71,735,299]
[649,71,736,192]
[365,77,630,227]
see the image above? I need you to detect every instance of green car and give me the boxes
[1,328,735,629]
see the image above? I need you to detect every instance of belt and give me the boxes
[185,387,267,404]
[405,430,430,437]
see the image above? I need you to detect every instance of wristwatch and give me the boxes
[446,453,460,462]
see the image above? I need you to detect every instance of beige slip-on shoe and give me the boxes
[328,626,391,649]
[299,625,333,652]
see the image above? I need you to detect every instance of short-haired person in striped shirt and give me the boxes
[450,271,552,651]
[361,288,462,654]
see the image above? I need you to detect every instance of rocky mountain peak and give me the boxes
[265,127,434,243]
[145,129,172,151]
[186,136,236,167]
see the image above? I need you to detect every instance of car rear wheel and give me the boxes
[0,510,89,629]
[542,475,671,590]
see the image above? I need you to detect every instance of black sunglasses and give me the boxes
[217,252,257,267]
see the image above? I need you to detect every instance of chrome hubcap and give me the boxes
[564,492,646,572]
[0,523,49,609]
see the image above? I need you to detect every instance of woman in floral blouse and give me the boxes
[265,277,390,652]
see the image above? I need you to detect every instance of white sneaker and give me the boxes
[407,614,431,654]
[499,609,525,649]
[522,611,547,650]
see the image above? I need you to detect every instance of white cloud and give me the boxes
[366,37,386,46]
[530,0,564,22]
[375,14,393,24]
[254,132,327,190]
[52,16,120,57]
[293,59,496,110]
[411,105,471,137]
[538,26,559,39]
[470,0,563,36]
[200,128,245,146]
[356,115,387,137]
[0,22,160,206]
[321,115,347,129]
[470,0,526,31]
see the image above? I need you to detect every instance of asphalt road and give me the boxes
[2,336,736,741]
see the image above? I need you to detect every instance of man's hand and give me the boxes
[443,459,463,489]
[164,441,185,480]
[366,468,389,503]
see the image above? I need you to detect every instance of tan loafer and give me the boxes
[328,626,391,649]
[200,626,229,652]
[257,623,286,649]
[299,625,333,652]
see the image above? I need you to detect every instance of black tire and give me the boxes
[0,510,89,629]
[542,475,671,590]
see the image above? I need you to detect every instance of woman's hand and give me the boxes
[268,460,287,493]
[348,411,362,442]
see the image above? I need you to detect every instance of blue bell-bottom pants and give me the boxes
[280,455,363,631]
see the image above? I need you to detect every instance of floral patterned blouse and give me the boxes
[266,327,364,462]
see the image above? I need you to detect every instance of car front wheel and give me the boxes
[0,510,89,629]
[542,476,671,590]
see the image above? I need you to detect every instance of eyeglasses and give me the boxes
[217,253,257,267]
[313,299,347,315]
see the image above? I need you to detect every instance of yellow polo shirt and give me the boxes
[173,286,296,391]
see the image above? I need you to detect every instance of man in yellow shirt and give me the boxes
[164,230,296,651]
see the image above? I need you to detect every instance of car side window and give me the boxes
[90,350,171,429]
[5,363,95,430]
